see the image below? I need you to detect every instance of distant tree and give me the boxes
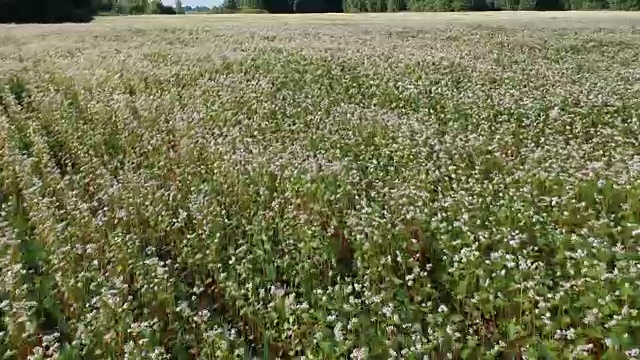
[562,0,604,7]
[183,4,211,11]
[292,0,342,11]
[386,0,407,10]
[324,0,344,11]
[607,0,640,8]
[294,0,323,11]
[115,0,130,13]
[224,0,239,10]
[155,2,178,13]
[175,0,185,13]
[344,0,364,11]
[345,0,619,10]
[0,0,98,23]
[127,0,148,13]
[98,0,118,13]
[136,0,177,14]
[533,0,564,9]
[239,0,262,8]
[263,0,295,12]
[220,0,341,12]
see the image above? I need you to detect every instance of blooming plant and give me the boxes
[1,12,640,360]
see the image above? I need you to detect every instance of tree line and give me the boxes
[0,0,183,23]
[97,0,184,15]
[0,0,97,23]
[233,0,639,11]
[1,0,639,24]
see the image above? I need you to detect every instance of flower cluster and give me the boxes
[1,12,639,359]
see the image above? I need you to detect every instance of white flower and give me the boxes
[270,284,286,297]
[334,323,344,342]
[626,348,640,359]
[350,347,367,360]
[194,309,210,324]
[583,308,600,325]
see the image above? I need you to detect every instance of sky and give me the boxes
[163,0,221,7]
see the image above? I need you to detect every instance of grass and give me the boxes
[1,12,640,359]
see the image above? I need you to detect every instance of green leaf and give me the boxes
[456,279,468,294]
[266,264,276,281]
[58,345,81,360]
[524,346,539,360]
[320,341,335,355]
[581,327,602,339]
[538,341,555,360]
[312,310,326,321]
[462,338,478,359]
[507,322,519,341]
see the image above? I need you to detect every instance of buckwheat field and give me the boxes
[2,12,640,360]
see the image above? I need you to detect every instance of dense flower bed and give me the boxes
[1,13,639,359]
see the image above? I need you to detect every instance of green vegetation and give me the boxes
[175,0,185,14]
[0,0,182,23]
[229,0,640,12]
[2,0,640,23]
[98,0,178,15]
[1,12,640,360]
[0,0,97,23]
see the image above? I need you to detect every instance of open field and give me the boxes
[1,12,640,359]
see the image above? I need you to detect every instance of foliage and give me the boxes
[239,0,263,8]
[97,0,118,13]
[348,0,496,11]
[175,0,185,14]
[263,0,295,12]
[218,0,272,12]
[209,5,270,13]
[607,0,640,9]
[344,0,364,11]
[183,5,211,12]
[0,0,97,23]
[294,0,343,12]
[386,0,408,11]
[224,0,239,10]
[563,0,607,8]
[94,0,178,15]
[2,12,640,360]
[232,0,340,12]
[1,0,634,20]
[351,0,638,11]
[155,2,177,14]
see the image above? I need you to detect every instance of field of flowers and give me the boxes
[1,12,640,360]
